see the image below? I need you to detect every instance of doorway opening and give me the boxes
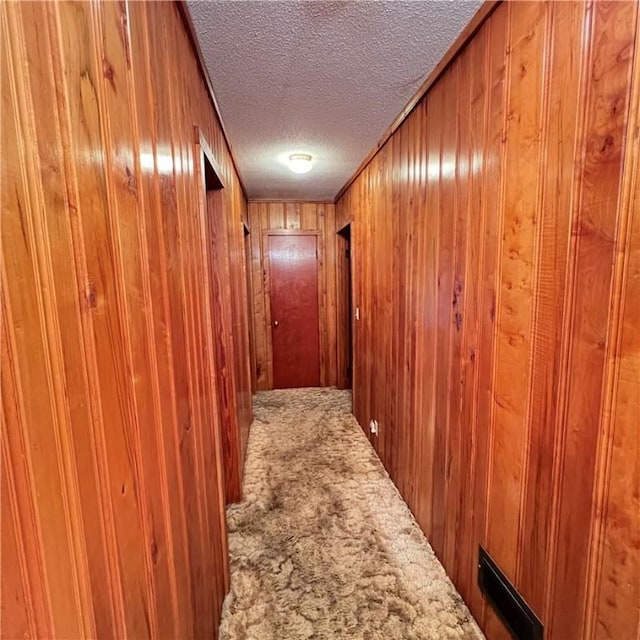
[337,223,353,390]
[197,129,242,506]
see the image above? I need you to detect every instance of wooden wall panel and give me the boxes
[227,189,253,494]
[247,201,338,390]
[205,186,242,507]
[336,2,640,638]
[1,1,251,637]
[590,68,639,636]
[517,1,585,617]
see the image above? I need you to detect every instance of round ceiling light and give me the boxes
[288,153,313,174]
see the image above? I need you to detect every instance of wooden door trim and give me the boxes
[195,125,226,190]
[336,223,354,390]
[263,231,324,387]
[336,219,351,234]
[193,127,231,587]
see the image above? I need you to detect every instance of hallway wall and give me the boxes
[1,1,251,638]
[336,2,640,638]
[247,201,338,389]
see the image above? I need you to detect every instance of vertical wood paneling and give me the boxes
[486,0,547,594]
[547,4,638,639]
[336,2,640,638]
[453,28,488,603]
[229,196,253,466]
[432,67,457,559]
[1,454,35,639]
[284,202,301,229]
[392,119,407,492]
[268,202,285,229]
[518,0,585,615]
[207,188,241,508]
[1,0,251,637]
[414,91,440,542]
[1,306,55,639]
[444,45,470,578]
[249,203,268,387]
[4,4,99,635]
[128,4,194,633]
[590,59,639,636]
[247,201,338,390]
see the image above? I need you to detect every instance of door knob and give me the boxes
[273,320,279,327]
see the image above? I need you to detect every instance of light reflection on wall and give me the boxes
[441,159,456,179]
[139,151,174,175]
[138,148,193,176]
[423,156,482,180]
[471,151,483,175]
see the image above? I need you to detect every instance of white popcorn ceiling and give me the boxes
[187,0,484,201]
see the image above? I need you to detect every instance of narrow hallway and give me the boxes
[220,389,483,640]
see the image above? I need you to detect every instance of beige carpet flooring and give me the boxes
[219,388,484,640]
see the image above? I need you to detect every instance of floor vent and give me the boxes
[478,546,543,640]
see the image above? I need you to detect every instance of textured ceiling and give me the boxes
[187,0,484,201]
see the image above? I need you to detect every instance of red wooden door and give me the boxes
[268,233,320,389]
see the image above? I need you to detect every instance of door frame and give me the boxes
[243,223,258,392]
[336,222,353,390]
[262,229,325,387]
[194,126,231,589]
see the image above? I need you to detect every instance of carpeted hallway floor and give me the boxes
[219,388,484,640]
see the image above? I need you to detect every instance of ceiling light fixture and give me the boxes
[288,153,313,174]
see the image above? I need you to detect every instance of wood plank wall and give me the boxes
[1,1,252,637]
[201,166,252,503]
[336,2,640,638]
[228,192,253,457]
[247,202,338,390]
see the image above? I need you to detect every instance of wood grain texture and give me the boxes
[1,1,251,637]
[335,2,640,638]
[588,39,640,637]
[247,202,338,390]
[196,129,252,504]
